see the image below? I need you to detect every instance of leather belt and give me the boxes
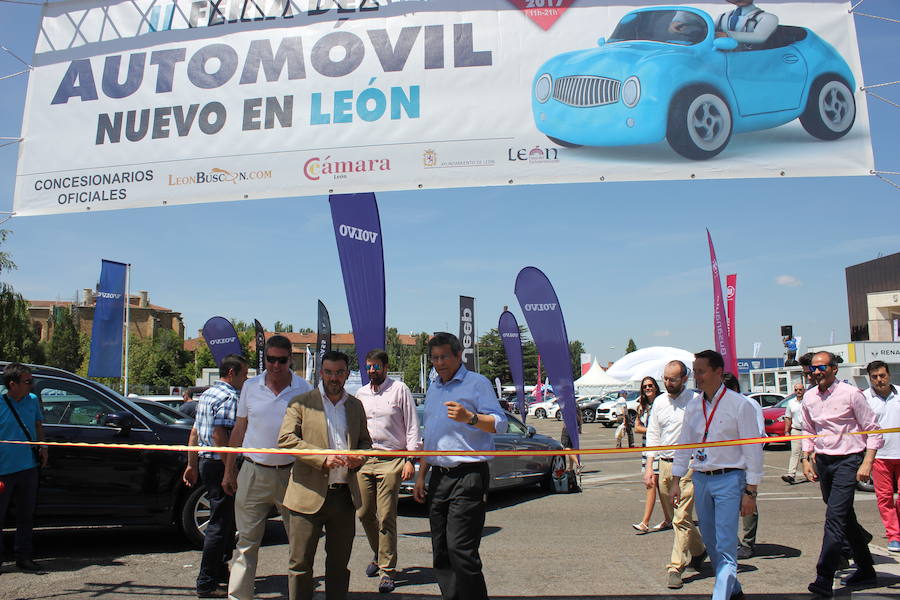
[697,467,741,476]
[245,457,293,470]
[328,483,349,490]
[432,462,487,476]
[658,457,674,462]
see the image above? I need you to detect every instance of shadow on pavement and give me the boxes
[751,542,802,559]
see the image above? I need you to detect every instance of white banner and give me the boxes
[14,0,873,216]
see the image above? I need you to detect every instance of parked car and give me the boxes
[527,396,559,419]
[133,394,186,410]
[131,398,194,427]
[1,362,211,548]
[749,392,786,408]
[532,6,857,159]
[761,394,793,446]
[595,391,640,426]
[400,407,567,495]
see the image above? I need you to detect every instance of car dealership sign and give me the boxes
[13,0,872,216]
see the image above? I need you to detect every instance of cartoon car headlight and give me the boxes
[535,74,552,103]
[622,76,640,108]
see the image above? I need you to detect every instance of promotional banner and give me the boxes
[305,344,314,383]
[515,267,578,449]
[254,318,265,375]
[87,259,127,378]
[202,316,243,367]
[726,273,737,369]
[498,310,527,421]
[459,296,476,372]
[706,230,737,375]
[329,193,384,385]
[315,300,332,387]
[580,353,592,376]
[14,0,872,216]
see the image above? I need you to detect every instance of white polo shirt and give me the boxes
[865,385,900,460]
[237,372,312,466]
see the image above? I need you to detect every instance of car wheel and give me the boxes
[857,478,875,493]
[541,454,569,493]
[666,87,732,160]
[800,76,855,140]
[547,135,582,149]
[555,412,562,421]
[535,408,546,419]
[581,408,595,423]
[180,485,211,549]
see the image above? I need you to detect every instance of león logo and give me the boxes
[167,167,272,186]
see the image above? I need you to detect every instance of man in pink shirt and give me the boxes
[355,349,421,593]
[801,351,883,598]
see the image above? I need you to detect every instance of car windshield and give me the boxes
[135,400,192,426]
[609,10,708,46]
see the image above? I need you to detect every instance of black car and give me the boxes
[1,363,210,547]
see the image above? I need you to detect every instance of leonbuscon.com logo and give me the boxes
[167,168,272,185]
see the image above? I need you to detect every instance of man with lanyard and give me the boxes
[802,351,882,597]
[182,354,249,598]
[645,360,706,590]
[862,360,900,553]
[781,383,807,485]
[223,335,313,600]
[355,349,421,594]
[0,363,47,574]
[671,350,763,600]
[413,332,507,600]
[715,0,779,48]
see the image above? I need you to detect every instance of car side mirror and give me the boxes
[713,37,738,51]
[527,426,536,438]
[597,37,606,47]
[104,412,138,433]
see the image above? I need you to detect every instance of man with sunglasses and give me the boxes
[801,351,882,597]
[355,349,420,593]
[224,335,312,600]
[0,363,48,574]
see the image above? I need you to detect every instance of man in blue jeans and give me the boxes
[0,363,48,574]
[183,354,249,598]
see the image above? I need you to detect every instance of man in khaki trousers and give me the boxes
[278,350,372,600]
[355,349,421,593]
[644,361,707,590]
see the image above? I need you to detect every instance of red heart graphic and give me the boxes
[507,0,575,31]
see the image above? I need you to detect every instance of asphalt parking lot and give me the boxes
[2,419,900,600]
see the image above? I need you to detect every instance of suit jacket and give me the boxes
[277,388,372,514]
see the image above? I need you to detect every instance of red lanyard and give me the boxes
[701,386,727,444]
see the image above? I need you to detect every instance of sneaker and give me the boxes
[15,559,45,573]
[840,568,877,587]
[365,560,380,578]
[808,580,833,598]
[666,570,683,589]
[378,575,395,593]
[736,545,752,560]
[889,540,900,553]
[781,474,795,484]
[688,550,708,572]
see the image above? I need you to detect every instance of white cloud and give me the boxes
[776,275,802,287]
[653,330,672,337]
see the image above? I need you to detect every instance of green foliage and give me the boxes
[127,329,193,392]
[568,339,585,381]
[0,229,43,364]
[477,326,584,387]
[273,320,293,333]
[401,332,430,392]
[46,306,84,372]
[626,338,638,354]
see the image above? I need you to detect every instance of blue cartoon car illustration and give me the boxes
[531,6,857,159]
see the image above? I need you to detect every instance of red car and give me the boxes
[762,395,796,446]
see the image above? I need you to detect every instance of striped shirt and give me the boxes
[195,380,239,459]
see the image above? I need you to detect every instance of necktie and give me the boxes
[729,6,742,31]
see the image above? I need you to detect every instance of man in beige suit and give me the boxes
[278,350,373,600]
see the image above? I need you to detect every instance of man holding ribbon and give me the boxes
[671,350,763,600]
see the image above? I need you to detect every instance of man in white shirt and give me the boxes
[645,360,706,590]
[715,1,779,47]
[864,360,900,553]
[671,350,763,600]
[223,335,313,600]
[782,383,807,484]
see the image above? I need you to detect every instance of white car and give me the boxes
[527,397,559,419]
[748,392,786,408]
[595,393,640,427]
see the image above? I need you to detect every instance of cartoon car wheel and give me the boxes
[800,76,856,140]
[547,136,582,149]
[667,87,733,160]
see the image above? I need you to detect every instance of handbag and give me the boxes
[2,393,41,465]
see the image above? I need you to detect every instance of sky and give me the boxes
[0,0,898,368]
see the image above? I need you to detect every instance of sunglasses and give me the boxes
[366,364,383,371]
[809,364,831,372]
[266,355,289,365]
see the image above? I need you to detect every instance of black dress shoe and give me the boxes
[841,568,877,586]
[689,550,708,571]
[808,580,834,597]
[730,590,745,600]
[16,559,45,573]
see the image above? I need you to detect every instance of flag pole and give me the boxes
[123,263,131,396]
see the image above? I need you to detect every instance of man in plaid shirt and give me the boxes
[183,354,250,598]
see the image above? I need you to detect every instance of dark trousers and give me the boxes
[197,458,235,592]
[0,467,39,561]
[428,462,490,600]
[814,452,874,582]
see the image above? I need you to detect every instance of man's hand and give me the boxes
[402,460,416,481]
[669,479,682,507]
[413,472,427,504]
[182,465,198,487]
[740,494,756,517]
[857,460,874,482]
[345,454,366,469]
[38,446,49,468]
[802,457,818,482]
[222,469,238,496]
[324,455,348,470]
[445,401,471,423]
[642,467,655,490]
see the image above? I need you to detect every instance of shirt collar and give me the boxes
[319,382,348,406]
[703,384,726,402]
[369,377,393,394]
[437,364,468,386]
[214,379,237,394]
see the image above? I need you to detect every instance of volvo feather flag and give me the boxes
[459,296,476,372]
[707,230,738,375]
[254,319,265,375]
[87,259,127,378]
[329,193,385,385]
[726,274,737,369]
[515,267,578,449]
[498,310,527,422]
[202,317,243,367]
[315,300,332,387]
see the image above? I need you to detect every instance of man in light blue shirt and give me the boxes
[413,332,506,600]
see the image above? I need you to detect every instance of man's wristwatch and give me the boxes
[467,412,479,426]
[744,489,758,498]
[404,457,416,464]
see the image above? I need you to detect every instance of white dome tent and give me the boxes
[606,346,696,385]
[574,360,625,396]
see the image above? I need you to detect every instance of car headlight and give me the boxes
[622,76,640,108]
[535,74,552,103]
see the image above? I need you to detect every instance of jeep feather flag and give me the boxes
[13,0,871,216]
[498,310,527,422]
[459,296,476,372]
[315,300,332,387]
[515,266,578,449]
[329,193,385,385]
[202,316,243,367]
[88,259,127,378]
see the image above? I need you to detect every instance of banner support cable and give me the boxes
[0,0,45,5]
[0,70,29,82]
[862,81,900,90]
[873,173,900,191]
[864,90,900,109]
[0,138,22,150]
[0,45,32,70]
[851,12,900,24]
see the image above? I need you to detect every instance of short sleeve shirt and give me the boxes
[0,393,42,476]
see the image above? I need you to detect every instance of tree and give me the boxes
[128,329,193,393]
[626,338,638,354]
[273,320,293,333]
[46,306,84,372]
[568,339,585,381]
[475,326,539,386]
[0,229,43,364]
[402,332,430,392]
